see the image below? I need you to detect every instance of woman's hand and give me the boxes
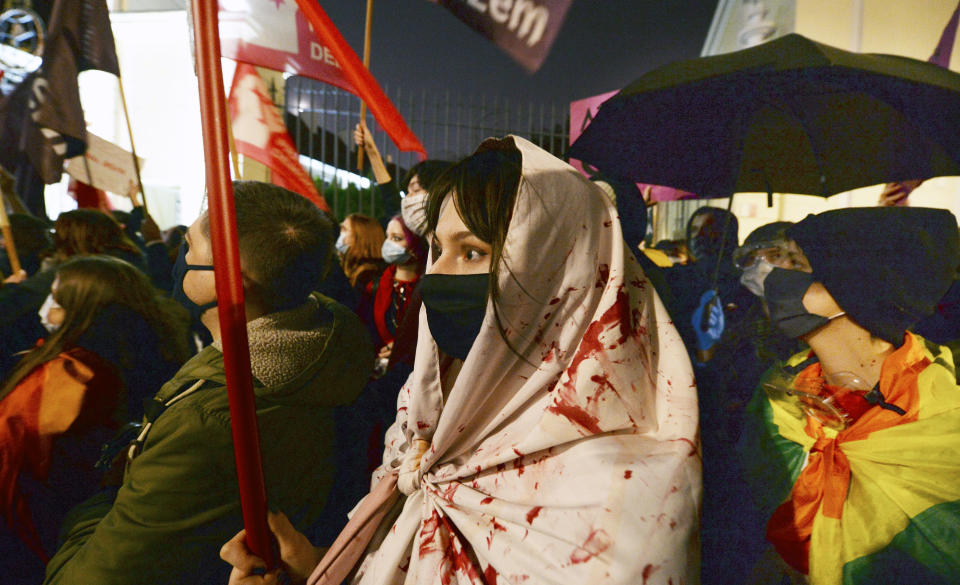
[3,269,26,284]
[353,121,391,184]
[221,512,325,585]
[378,341,394,360]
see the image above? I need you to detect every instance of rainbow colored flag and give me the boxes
[741,332,960,584]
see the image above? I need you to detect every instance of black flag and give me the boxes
[0,0,120,215]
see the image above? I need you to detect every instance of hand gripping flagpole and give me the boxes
[190,0,276,570]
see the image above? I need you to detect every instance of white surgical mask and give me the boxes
[335,232,350,255]
[401,191,429,237]
[38,293,62,333]
[381,239,412,265]
[740,257,776,297]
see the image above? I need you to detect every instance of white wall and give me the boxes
[46,10,237,229]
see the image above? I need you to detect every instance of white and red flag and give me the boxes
[219,0,426,158]
[228,63,330,211]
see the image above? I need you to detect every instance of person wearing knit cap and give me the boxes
[742,206,960,585]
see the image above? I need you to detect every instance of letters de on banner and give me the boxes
[219,0,352,93]
[430,0,572,72]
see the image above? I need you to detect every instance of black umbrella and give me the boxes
[568,33,960,199]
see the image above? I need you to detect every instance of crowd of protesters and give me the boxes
[0,131,958,585]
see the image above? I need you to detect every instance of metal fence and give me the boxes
[284,76,570,220]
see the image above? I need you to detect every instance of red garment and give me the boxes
[372,264,419,351]
[0,347,122,561]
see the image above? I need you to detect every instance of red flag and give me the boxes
[228,63,330,211]
[427,0,572,72]
[219,0,426,158]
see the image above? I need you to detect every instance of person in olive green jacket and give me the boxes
[43,182,374,585]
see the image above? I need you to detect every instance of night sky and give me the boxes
[320,0,720,106]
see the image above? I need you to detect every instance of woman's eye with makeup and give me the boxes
[465,248,487,262]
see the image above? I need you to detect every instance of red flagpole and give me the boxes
[190,0,275,569]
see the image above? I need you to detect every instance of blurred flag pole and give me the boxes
[190,0,276,569]
[117,77,148,214]
[356,0,373,172]
[0,187,22,277]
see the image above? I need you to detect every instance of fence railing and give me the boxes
[284,76,570,220]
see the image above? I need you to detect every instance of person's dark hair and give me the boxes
[111,210,132,227]
[402,160,454,193]
[51,209,142,261]
[685,205,739,262]
[426,142,523,351]
[163,225,188,264]
[8,213,52,257]
[201,181,335,311]
[0,255,191,401]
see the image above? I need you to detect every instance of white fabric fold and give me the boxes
[355,136,701,585]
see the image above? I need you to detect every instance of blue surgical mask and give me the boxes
[335,233,349,255]
[381,239,412,265]
[171,242,217,322]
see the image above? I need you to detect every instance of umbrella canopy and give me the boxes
[568,33,960,199]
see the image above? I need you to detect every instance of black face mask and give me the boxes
[420,273,489,361]
[171,242,217,322]
[763,268,845,339]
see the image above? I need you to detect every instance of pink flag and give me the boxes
[569,91,697,202]
[219,0,426,158]
[228,63,330,211]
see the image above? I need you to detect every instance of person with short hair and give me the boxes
[43,181,374,585]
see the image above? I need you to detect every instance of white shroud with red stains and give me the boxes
[353,136,700,585]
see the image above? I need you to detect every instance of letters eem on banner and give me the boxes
[228,62,329,211]
[428,0,572,72]
[219,0,426,158]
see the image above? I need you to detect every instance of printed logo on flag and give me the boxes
[219,0,351,92]
[429,0,572,72]
[229,63,330,211]
[0,7,46,95]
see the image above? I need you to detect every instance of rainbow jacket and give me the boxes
[741,332,960,584]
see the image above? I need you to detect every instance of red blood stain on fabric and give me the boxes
[642,563,661,584]
[596,264,610,288]
[419,511,442,558]
[513,448,524,457]
[484,565,499,585]
[544,312,552,320]
[491,518,507,532]
[549,297,561,305]
[547,400,602,434]
[436,513,482,584]
[673,437,698,456]
[603,220,612,227]
[624,470,632,479]
[526,506,542,524]
[416,421,430,430]
[569,529,612,564]
[480,496,493,505]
